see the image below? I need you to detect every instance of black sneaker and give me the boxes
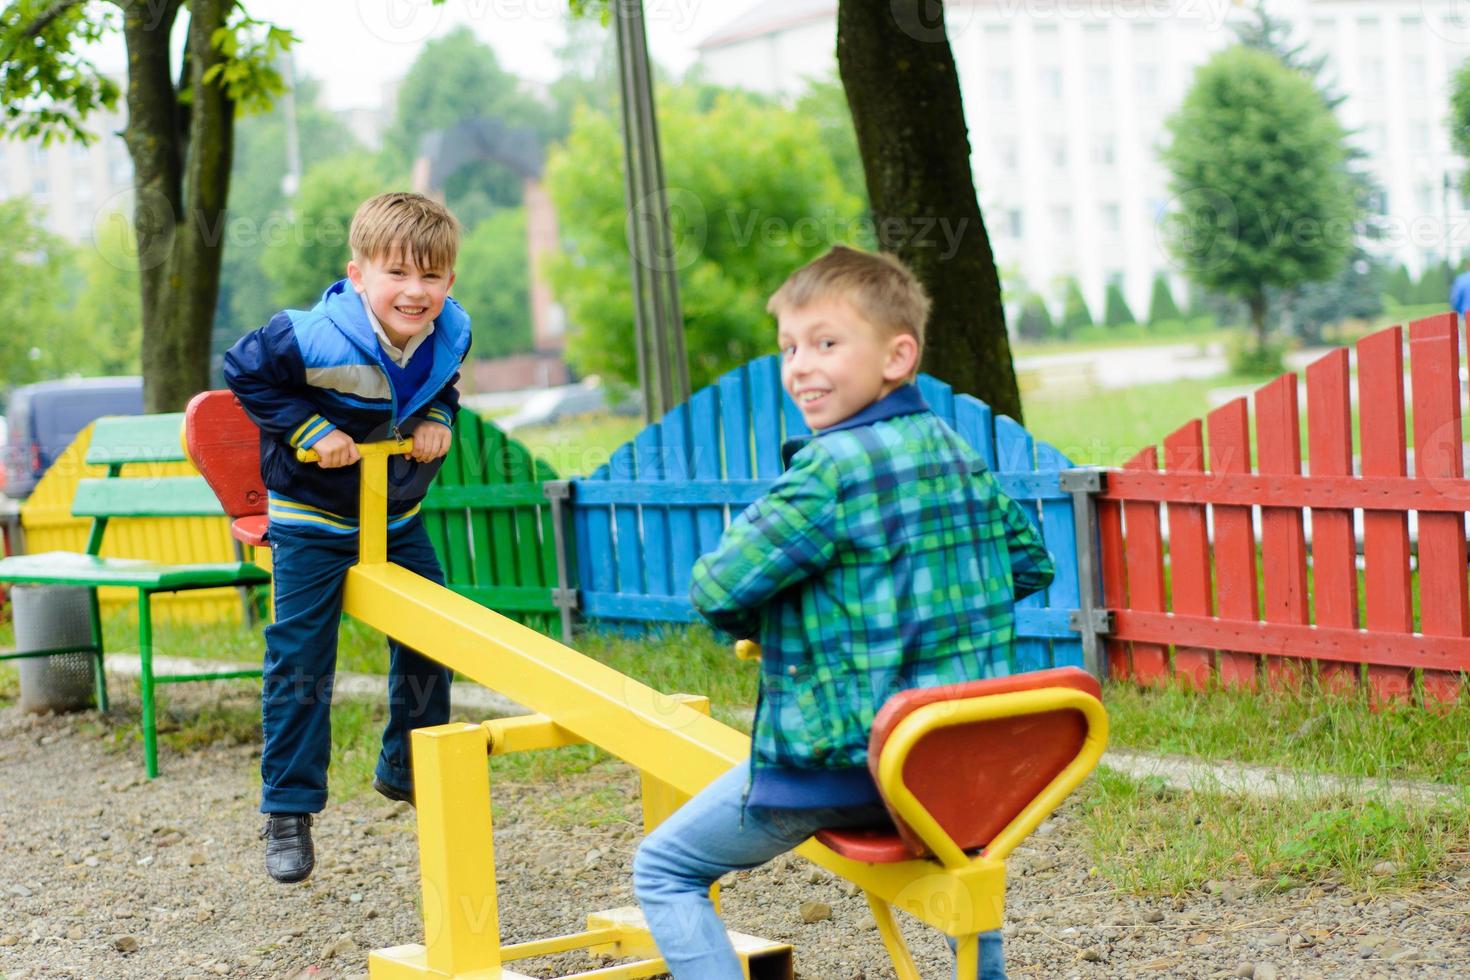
[260,813,314,883]
[373,776,415,807]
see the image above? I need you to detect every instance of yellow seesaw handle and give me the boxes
[735,640,761,661]
[296,438,416,464]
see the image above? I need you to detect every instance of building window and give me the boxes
[1418,183,1436,214]
[1405,58,1427,97]
[1050,205,1073,234]
[32,174,48,196]
[990,69,1014,101]
[1049,137,1068,169]
[1087,65,1111,97]
[1413,121,1432,153]
[1360,56,1384,90]
[1092,136,1116,168]
[29,143,47,168]
[1040,67,1063,101]
[997,139,1018,172]
[1101,203,1121,234]
[1006,209,1023,238]
[1136,64,1159,98]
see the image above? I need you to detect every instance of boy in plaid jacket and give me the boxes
[632,246,1054,979]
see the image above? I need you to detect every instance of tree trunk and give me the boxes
[836,1,1022,422]
[122,0,234,412]
[1248,292,1269,353]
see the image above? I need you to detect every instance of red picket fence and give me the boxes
[1098,314,1470,706]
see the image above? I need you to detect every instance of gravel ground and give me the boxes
[2,688,1469,980]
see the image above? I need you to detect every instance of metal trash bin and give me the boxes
[14,585,96,714]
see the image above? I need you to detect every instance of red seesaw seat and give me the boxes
[183,390,270,548]
[813,666,1107,980]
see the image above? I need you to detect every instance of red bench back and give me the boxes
[183,390,269,546]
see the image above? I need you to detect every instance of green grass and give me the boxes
[1021,373,1276,466]
[1080,767,1470,895]
[1103,680,1470,785]
[514,413,644,476]
[1011,326,1229,359]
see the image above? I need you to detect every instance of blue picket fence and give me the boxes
[568,356,1085,671]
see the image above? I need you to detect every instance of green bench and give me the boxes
[0,413,271,778]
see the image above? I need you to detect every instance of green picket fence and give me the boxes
[421,411,566,639]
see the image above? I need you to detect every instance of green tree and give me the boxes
[1103,283,1136,326]
[389,26,548,226]
[1015,296,1055,342]
[1235,1,1380,342]
[0,199,80,385]
[1146,274,1182,324]
[837,1,1021,419]
[216,76,361,340]
[1414,260,1453,306]
[546,89,861,390]
[450,208,534,359]
[794,77,869,216]
[1384,264,1414,305]
[1292,256,1384,343]
[1,1,294,410]
[1060,279,1093,334]
[260,155,393,311]
[1161,46,1357,352]
[1449,61,1470,197]
[72,208,143,375]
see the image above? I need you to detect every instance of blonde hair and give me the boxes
[767,246,931,372]
[349,192,461,271]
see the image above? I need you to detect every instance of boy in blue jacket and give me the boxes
[632,247,1054,978]
[224,192,471,883]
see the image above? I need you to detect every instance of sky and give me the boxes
[89,0,772,111]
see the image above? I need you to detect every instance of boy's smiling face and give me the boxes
[778,298,918,431]
[346,247,456,349]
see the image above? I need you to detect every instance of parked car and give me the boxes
[3,377,144,499]
[496,380,641,431]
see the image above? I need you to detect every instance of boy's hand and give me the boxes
[407,421,452,463]
[312,429,360,468]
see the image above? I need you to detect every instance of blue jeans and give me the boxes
[633,765,1005,979]
[259,517,450,813]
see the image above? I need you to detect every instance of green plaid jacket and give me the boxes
[691,387,1055,777]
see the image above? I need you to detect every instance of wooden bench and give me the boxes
[0,412,271,778]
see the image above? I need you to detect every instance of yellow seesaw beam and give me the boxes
[341,561,1006,929]
[301,440,1057,977]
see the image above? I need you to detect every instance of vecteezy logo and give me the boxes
[890,0,976,43]
[626,186,708,273]
[1156,187,1239,274]
[357,0,444,44]
[93,187,175,272]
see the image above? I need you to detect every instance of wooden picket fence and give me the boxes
[1098,315,1470,705]
[569,355,1087,672]
[421,410,561,637]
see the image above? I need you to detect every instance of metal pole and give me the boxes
[1061,468,1111,682]
[612,0,690,421]
[613,6,654,420]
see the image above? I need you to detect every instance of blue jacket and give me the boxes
[1452,271,1470,316]
[223,279,471,528]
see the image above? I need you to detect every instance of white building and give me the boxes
[697,0,1470,322]
[0,101,134,244]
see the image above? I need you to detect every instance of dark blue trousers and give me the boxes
[259,517,451,814]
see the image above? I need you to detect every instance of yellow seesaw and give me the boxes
[226,422,1106,980]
